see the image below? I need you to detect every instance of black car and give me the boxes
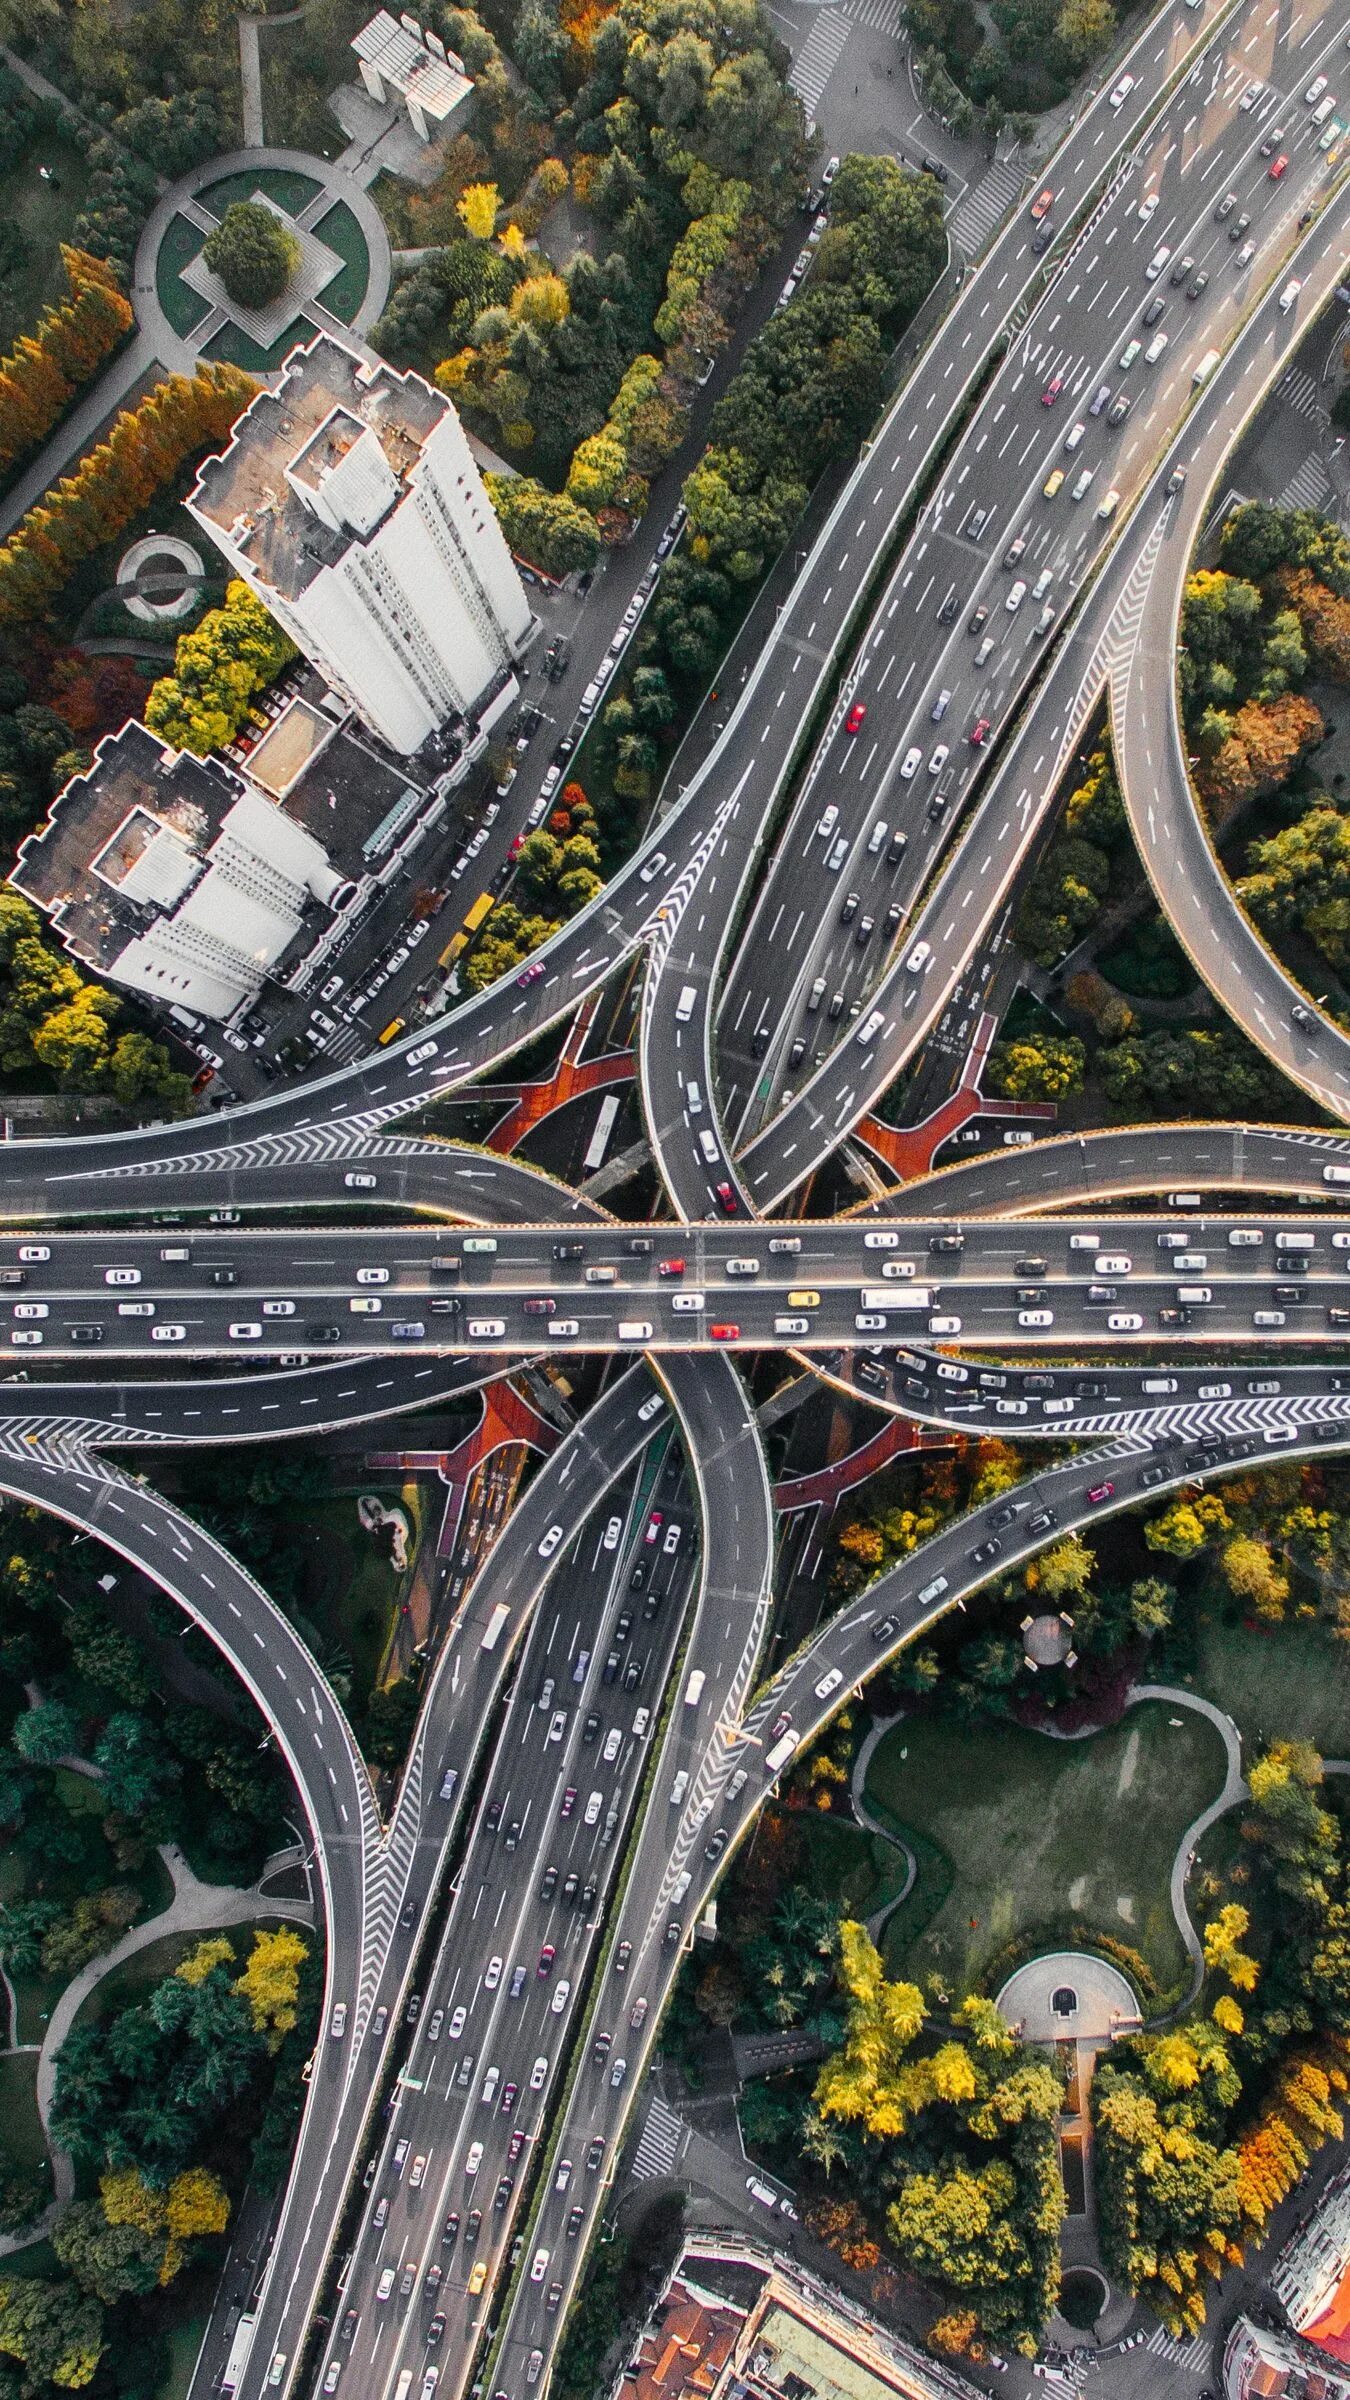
[1017,1287,1048,1305]
[562,1871,579,1904]
[582,1711,601,1743]
[553,1241,584,1261]
[930,1233,964,1254]
[937,591,958,623]
[340,2308,360,2342]
[539,1864,558,1900]
[1274,1285,1307,1303]
[970,1538,1002,1567]
[494,2177,513,2211]
[989,1504,1017,1531]
[442,2213,460,2247]
[486,1798,504,1832]
[602,1649,621,1684]
[306,1326,341,1348]
[871,1614,900,1643]
[428,2315,446,2348]
[1015,1257,1047,1276]
[465,2209,482,2243]
[567,2205,586,2237]
[586,2138,606,2170]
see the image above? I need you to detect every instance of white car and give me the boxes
[899,746,922,780]
[151,1324,186,1343]
[1107,1312,1143,1330]
[929,1314,962,1334]
[537,1524,564,1558]
[638,850,667,884]
[1017,1309,1053,1327]
[262,1300,295,1317]
[602,1516,621,1550]
[1136,190,1159,221]
[548,1319,578,1337]
[10,1329,41,1345]
[17,1246,49,1262]
[1109,71,1134,106]
[485,1956,503,1990]
[104,1268,141,1286]
[356,1267,389,1285]
[344,1171,377,1189]
[602,1727,622,1762]
[465,2142,483,2177]
[229,1323,262,1340]
[530,2054,549,2090]
[407,1041,438,1066]
[814,1668,843,1700]
[928,744,949,775]
[550,1979,571,2015]
[1006,579,1026,612]
[1240,79,1262,109]
[448,2007,468,2039]
[1306,73,1328,103]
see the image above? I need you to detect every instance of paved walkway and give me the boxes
[849,1713,916,1940]
[0,1842,312,2247]
[1129,1683,1245,2012]
[237,11,264,146]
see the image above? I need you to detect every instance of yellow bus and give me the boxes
[438,890,495,970]
[377,1016,406,1046]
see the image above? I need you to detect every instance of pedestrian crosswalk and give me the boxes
[838,0,904,30]
[951,158,1022,256]
[1278,367,1322,422]
[789,8,852,112]
[1279,450,1331,514]
[630,2096,687,2181]
[1143,2327,1209,2374]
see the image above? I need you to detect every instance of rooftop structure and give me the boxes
[1226,2318,1350,2400]
[352,10,474,139]
[189,334,532,756]
[1274,2168,1350,2363]
[616,2237,984,2400]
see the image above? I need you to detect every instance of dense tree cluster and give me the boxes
[0,891,193,1110]
[145,580,296,758]
[202,200,300,310]
[1096,1021,1302,1123]
[904,0,1114,124]
[681,155,943,583]
[0,248,131,477]
[0,363,256,622]
[465,780,603,987]
[1013,746,1127,967]
[986,1030,1084,1102]
[1096,1735,1350,2330]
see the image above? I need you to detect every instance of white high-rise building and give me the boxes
[189,334,533,757]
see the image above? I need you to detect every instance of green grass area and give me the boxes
[1188,1610,1350,1759]
[198,169,324,220]
[157,2310,210,2400]
[796,1812,911,1922]
[290,1498,405,1709]
[154,214,212,338]
[203,315,315,375]
[312,201,369,324]
[867,1701,1228,1995]
[0,135,93,354]
[0,2051,50,2184]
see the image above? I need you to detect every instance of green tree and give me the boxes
[202,201,300,308]
[12,1696,80,1764]
[0,2275,104,2388]
[986,1032,1084,1102]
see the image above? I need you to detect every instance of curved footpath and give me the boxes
[20,1841,314,2227]
[1129,1682,1245,2011]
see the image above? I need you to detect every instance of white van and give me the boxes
[618,1321,653,1341]
[675,985,697,1023]
[1144,331,1169,365]
[685,1079,703,1115]
[1275,1231,1315,1250]
[1177,1286,1212,1304]
[1323,1164,1350,1185]
[684,1670,706,1707]
[698,1129,719,1164]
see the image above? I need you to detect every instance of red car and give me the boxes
[508,833,526,861]
[709,1323,739,1342]
[1030,186,1054,221]
[968,717,991,747]
[844,702,867,734]
[714,1181,738,1214]
[1087,1481,1115,1505]
[559,1788,576,1819]
[538,1945,556,1976]
[1268,152,1288,178]
[658,1258,685,1277]
[644,1512,663,1544]
[517,961,544,986]
[1041,376,1064,406]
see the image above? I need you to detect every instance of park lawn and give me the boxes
[1188,1609,1350,1759]
[795,1812,911,1923]
[0,2051,50,2183]
[290,1497,405,1707]
[0,132,92,353]
[866,1700,1229,1995]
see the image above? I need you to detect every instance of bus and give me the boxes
[480,1603,510,1652]
[220,2314,256,2395]
[583,1093,621,1175]
[377,1017,406,1046]
[394,2374,414,2400]
[438,892,495,971]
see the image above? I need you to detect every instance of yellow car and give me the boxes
[787,1289,822,1309]
[1096,487,1121,521]
[1043,468,1064,499]
[468,2262,488,2296]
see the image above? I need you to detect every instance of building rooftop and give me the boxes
[190,334,446,604]
[352,10,473,122]
[12,723,240,981]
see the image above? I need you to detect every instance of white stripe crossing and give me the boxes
[1144,2328,1209,2372]
[789,9,852,112]
[1279,452,1330,514]
[838,0,904,29]
[630,2095,687,2180]
[1277,367,1321,422]
[951,159,1022,256]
